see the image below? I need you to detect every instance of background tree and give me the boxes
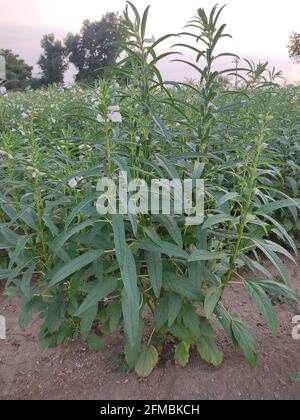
[288,32,300,63]
[0,49,32,90]
[38,34,68,86]
[65,12,124,84]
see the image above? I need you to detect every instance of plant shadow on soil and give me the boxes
[0,255,300,400]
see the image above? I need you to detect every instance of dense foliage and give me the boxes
[288,32,300,63]
[0,3,299,377]
[0,49,33,91]
[38,34,68,86]
[65,12,125,83]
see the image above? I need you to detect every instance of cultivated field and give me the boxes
[0,3,300,399]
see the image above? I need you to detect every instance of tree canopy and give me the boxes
[38,34,68,86]
[288,32,300,63]
[0,49,32,90]
[65,12,124,84]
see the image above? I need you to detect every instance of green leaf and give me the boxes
[19,299,33,330]
[188,260,205,291]
[143,228,188,259]
[149,52,179,69]
[8,235,31,269]
[113,157,138,237]
[201,214,233,231]
[262,214,297,254]
[154,214,183,248]
[134,345,159,378]
[169,322,194,344]
[256,198,300,215]
[0,226,19,245]
[87,334,104,352]
[231,318,257,367]
[137,238,188,259]
[174,342,190,367]
[65,196,95,230]
[107,301,122,333]
[255,279,299,302]
[20,265,35,298]
[76,277,117,316]
[141,5,150,39]
[125,320,144,369]
[204,286,222,319]
[154,296,169,330]
[252,239,290,285]
[164,272,199,300]
[112,215,140,347]
[214,305,236,345]
[244,279,278,335]
[199,316,215,338]
[168,293,182,327]
[19,208,38,231]
[150,112,172,144]
[44,295,67,333]
[112,215,139,300]
[127,1,141,29]
[188,250,227,262]
[182,304,201,337]
[145,251,162,298]
[239,254,273,279]
[80,304,98,339]
[51,220,96,256]
[125,342,140,369]
[196,336,223,367]
[122,288,140,348]
[49,250,102,287]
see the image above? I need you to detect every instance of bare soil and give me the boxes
[0,256,300,400]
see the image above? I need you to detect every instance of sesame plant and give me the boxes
[0,2,299,378]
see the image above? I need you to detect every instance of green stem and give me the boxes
[223,125,265,290]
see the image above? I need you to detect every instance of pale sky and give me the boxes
[1,0,300,83]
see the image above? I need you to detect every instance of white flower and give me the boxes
[97,108,122,123]
[79,144,92,152]
[108,105,120,113]
[68,176,83,188]
[32,169,46,178]
[96,114,105,123]
[68,178,78,188]
[0,86,7,96]
[144,35,155,43]
[108,112,122,123]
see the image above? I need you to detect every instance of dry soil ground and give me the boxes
[0,256,300,400]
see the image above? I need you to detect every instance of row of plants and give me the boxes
[0,3,299,377]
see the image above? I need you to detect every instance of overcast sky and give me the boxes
[1,0,300,83]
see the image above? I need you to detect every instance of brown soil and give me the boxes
[0,256,300,401]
